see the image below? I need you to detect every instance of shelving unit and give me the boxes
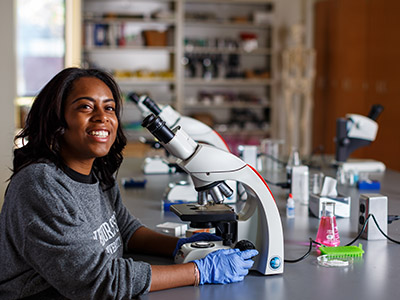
[82,0,276,147]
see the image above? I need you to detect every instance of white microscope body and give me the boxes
[142,115,284,275]
[130,93,236,203]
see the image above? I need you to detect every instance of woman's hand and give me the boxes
[193,248,259,284]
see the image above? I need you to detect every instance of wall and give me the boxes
[0,0,16,208]
[313,0,400,171]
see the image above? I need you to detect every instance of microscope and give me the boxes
[142,114,284,275]
[129,93,237,203]
[335,104,385,172]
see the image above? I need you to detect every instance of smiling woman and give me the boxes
[12,68,126,188]
[60,76,119,175]
[0,67,257,300]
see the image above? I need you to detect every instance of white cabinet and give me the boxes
[82,0,276,147]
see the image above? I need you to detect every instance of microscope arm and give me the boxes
[178,115,230,151]
[178,144,284,275]
[335,117,372,162]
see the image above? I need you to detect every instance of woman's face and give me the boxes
[60,76,118,173]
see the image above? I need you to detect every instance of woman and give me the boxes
[0,68,257,299]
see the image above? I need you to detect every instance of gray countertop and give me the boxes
[117,157,400,300]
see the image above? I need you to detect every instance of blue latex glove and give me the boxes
[193,248,259,284]
[173,232,222,257]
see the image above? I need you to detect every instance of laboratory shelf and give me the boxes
[82,0,277,141]
[184,78,274,86]
[84,46,176,52]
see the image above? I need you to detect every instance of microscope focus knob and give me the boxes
[235,240,256,251]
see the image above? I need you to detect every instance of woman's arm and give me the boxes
[150,263,197,291]
[128,226,199,291]
[127,226,258,291]
[128,226,179,257]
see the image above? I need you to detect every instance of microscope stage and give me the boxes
[170,203,237,223]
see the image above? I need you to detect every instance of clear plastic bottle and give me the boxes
[316,202,340,247]
[286,193,295,218]
[286,147,300,177]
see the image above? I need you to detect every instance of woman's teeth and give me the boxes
[89,130,109,137]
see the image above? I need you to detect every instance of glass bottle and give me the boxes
[316,202,340,247]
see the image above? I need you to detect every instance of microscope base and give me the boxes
[142,157,175,174]
[337,159,386,173]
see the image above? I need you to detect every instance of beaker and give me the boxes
[316,202,340,247]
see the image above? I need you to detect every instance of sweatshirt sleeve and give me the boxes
[108,185,146,252]
[17,166,152,300]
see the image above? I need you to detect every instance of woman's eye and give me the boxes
[106,105,116,111]
[79,104,92,110]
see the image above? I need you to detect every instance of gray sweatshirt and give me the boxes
[0,162,151,299]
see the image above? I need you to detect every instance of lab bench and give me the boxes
[117,157,400,300]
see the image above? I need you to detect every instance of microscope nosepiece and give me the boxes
[218,182,234,198]
[209,186,224,204]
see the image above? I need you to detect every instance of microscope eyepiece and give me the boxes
[127,92,140,104]
[367,104,384,121]
[142,96,162,115]
[128,93,162,115]
[142,114,175,144]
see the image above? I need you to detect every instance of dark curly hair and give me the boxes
[12,67,127,188]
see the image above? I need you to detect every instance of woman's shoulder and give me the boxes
[5,162,84,228]
[9,162,74,196]
[13,161,64,181]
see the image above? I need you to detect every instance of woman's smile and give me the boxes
[88,129,110,138]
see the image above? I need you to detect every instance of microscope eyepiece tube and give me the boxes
[165,126,198,160]
[127,92,140,104]
[142,115,198,160]
[142,96,162,115]
[367,104,384,121]
[142,114,175,144]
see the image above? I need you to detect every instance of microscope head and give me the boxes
[142,114,240,245]
[142,114,234,202]
[335,104,384,162]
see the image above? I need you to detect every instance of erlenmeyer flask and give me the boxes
[316,202,340,247]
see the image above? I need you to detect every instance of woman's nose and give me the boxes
[92,108,109,122]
